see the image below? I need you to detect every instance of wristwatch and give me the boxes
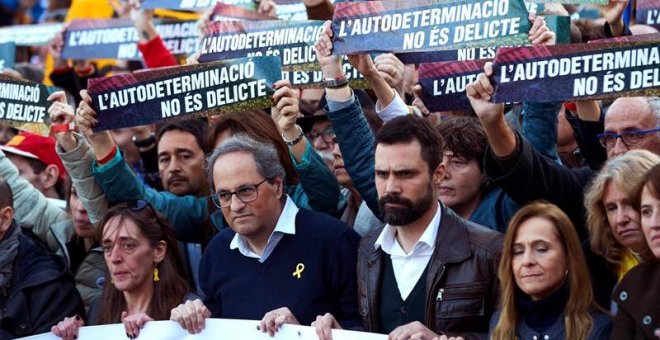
[132,134,156,148]
[282,125,304,146]
[324,75,349,89]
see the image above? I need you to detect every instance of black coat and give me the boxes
[0,226,85,338]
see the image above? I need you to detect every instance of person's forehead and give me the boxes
[103,216,140,241]
[375,142,425,167]
[311,119,331,132]
[605,98,655,131]
[6,153,35,171]
[158,130,203,153]
[213,152,261,187]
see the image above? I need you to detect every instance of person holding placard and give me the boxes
[51,200,193,340]
[169,134,361,336]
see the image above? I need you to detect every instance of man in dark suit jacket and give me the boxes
[314,115,503,340]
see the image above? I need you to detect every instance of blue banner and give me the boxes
[88,57,282,131]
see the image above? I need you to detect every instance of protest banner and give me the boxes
[60,19,198,60]
[396,15,570,64]
[141,0,257,10]
[419,59,488,111]
[87,56,281,131]
[637,0,660,29]
[0,42,16,70]
[331,0,530,55]
[0,75,52,136]
[199,20,366,88]
[491,38,660,103]
[0,23,63,46]
[19,319,387,340]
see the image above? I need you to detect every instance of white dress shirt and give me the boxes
[374,203,441,300]
[230,195,299,263]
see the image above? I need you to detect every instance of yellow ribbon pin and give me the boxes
[292,263,305,279]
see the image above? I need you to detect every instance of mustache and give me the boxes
[379,194,413,206]
[167,175,189,186]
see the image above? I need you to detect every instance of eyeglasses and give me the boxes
[306,128,336,147]
[597,127,660,149]
[210,178,268,208]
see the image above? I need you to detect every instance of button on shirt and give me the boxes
[230,195,299,263]
[374,203,441,300]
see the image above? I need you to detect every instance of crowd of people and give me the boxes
[0,0,659,339]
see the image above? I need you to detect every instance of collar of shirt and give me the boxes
[374,202,441,257]
[230,195,299,262]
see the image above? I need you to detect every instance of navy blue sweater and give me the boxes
[199,208,361,328]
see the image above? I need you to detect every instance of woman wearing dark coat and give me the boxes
[611,163,660,339]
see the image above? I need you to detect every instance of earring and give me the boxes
[565,269,569,277]
[153,265,160,282]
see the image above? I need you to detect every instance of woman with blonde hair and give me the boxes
[490,201,611,340]
[584,150,660,281]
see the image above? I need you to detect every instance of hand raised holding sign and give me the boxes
[605,0,629,36]
[314,21,343,79]
[465,62,504,125]
[374,54,405,98]
[47,91,77,151]
[466,62,515,158]
[528,16,556,46]
[78,90,117,163]
[258,0,278,18]
[272,79,308,163]
[272,79,301,136]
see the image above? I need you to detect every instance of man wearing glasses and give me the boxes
[597,97,660,158]
[170,134,361,335]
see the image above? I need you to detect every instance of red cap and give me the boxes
[1,132,67,181]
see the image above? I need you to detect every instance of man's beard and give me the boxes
[378,182,435,226]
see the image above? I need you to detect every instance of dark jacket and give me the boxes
[489,310,612,340]
[357,204,503,340]
[611,261,660,340]
[483,131,617,309]
[0,226,85,338]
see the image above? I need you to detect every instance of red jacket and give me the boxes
[138,35,178,68]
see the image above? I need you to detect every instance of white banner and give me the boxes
[0,23,63,46]
[19,319,386,340]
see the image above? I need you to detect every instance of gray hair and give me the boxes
[205,133,286,191]
[646,97,660,127]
